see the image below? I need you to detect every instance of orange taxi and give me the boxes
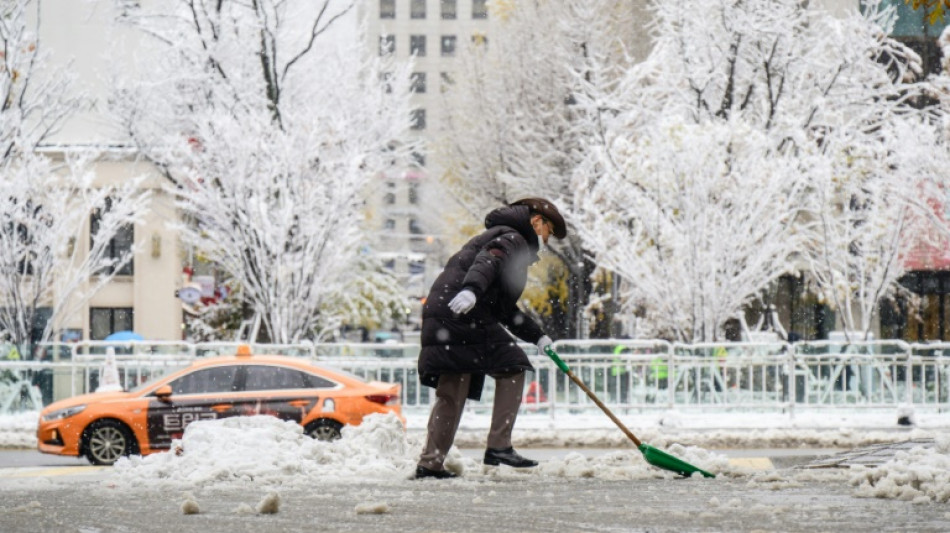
[37,346,403,465]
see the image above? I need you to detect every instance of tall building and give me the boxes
[359,0,497,329]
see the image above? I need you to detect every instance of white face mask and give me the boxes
[538,234,545,250]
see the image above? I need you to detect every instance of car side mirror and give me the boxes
[155,385,173,403]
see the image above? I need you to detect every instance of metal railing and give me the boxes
[2,339,949,416]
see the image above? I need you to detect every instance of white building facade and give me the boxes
[34,0,183,343]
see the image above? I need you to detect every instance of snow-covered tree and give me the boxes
[0,155,150,348]
[438,0,640,337]
[110,0,416,343]
[576,121,808,342]
[0,0,74,157]
[0,0,149,349]
[572,0,950,341]
[801,115,949,339]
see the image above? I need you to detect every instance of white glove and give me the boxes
[448,289,477,314]
[537,335,553,354]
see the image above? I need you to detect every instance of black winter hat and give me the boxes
[510,198,567,239]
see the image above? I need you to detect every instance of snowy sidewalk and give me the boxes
[3,414,949,533]
[4,407,950,450]
[410,407,950,450]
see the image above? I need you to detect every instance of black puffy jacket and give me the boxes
[418,204,544,400]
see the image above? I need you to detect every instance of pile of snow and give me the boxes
[0,411,37,448]
[849,434,950,503]
[111,413,734,489]
[112,413,418,488]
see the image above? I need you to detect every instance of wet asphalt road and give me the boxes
[2,471,948,532]
[1,450,948,532]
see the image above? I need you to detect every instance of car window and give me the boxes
[243,365,336,391]
[168,366,239,395]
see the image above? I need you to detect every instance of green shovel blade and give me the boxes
[639,443,715,478]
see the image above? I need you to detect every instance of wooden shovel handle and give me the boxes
[566,369,642,448]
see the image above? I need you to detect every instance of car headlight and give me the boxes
[42,405,86,422]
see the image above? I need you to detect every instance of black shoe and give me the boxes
[414,465,458,479]
[483,447,538,468]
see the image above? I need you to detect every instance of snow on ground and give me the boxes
[112,414,419,488]
[109,413,730,491]
[7,404,950,502]
[102,411,950,506]
[0,411,39,448]
[100,410,950,505]
[7,407,950,503]
[849,433,950,503]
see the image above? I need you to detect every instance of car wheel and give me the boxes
[83,420,136,466]
[305,419,343,441]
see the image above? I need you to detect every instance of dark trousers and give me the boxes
[418,371,525,471]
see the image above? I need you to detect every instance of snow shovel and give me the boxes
[544,346,715,478]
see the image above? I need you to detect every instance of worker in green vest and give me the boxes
[611,344,631,403]
[650,353,669,389]
[2,344,20,382]
[712,345,728,391]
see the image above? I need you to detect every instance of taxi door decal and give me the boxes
[146,396,319,449]
[146,398,223,450]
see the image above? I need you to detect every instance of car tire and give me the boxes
[305,419,343,441]
[82,419,137,466]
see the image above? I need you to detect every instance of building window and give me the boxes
[411,109,426,130]
[472,0,488,19]
[384,192,396,205]
[441,35,456,56]
[6,198,45,275]
[379,35,395,55]
[410,72,426,93]
[379,72,392,93]
[169,367,239,394]
[410,35,426,56]
[90,307,133,341]
[441,0,457,19]
[409,218,424,234]
[440,72,455,92]
[384,218,396,230]
[411,151,426,167]
[411,0,426,19]
[873,1,949,76]
[30,307,52,346]
[409,183,420,204]
[893,37,943,77]
[880,0,949,39]
[91,199,134,276]
[380,0,395,19]
[116,0,140,17]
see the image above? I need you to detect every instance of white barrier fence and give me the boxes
[2,339,949,416]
